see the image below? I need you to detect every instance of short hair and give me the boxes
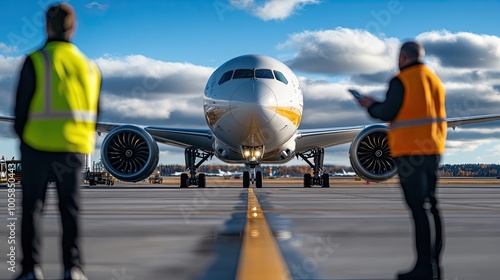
[400,41,424,61]
[46,3,76,38]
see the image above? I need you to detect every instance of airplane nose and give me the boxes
[230,81,277,128]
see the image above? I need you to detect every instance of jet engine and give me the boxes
[349,124,398,182]
[101,125,159,182]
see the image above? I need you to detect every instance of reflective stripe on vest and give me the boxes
[29,49,97,122]
[390,117,446,130]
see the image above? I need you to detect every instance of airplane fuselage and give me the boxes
[203,55,303,164]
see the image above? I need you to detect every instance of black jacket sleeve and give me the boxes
[367,77,404,122]
[14,57,36,140]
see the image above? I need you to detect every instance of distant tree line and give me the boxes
[157,163,500,177]
[439,164,499,177]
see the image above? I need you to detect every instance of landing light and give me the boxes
[241,146,265,161]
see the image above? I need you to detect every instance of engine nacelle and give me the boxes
[349,124,398,182]
[101,125,159,182]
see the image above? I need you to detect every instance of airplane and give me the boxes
[2,54,500,188]
[331,169,356,177]
[202,169,228,177]
[219,169,244,179]
[217,169,229,177]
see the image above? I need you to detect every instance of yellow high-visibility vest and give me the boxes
[23,41,100,154]
[388,64,447,157]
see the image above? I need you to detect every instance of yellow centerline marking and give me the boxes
[236,188,291,280]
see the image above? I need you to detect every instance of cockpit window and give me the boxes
[233,69,254,79]
[219,69,287,84]
[255,69,274,79]
[218,70,233,85]
[273,70,288,84]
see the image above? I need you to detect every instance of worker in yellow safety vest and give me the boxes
[13,3,100,280]
[358,41,445,280]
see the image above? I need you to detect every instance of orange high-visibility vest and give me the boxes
[23,41,100,153]
[388,64,447,157]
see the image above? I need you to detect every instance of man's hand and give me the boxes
[358,96,376,108]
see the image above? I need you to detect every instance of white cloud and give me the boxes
[0,43,18,54]
[0,55,21,116]
[279,27,400,74]
[95,55,213,79]
[0,55,21,75]
[444,139,500,164]
[229,0,319,21]
[93,55,213,124]
[490,145,500,156]
[417,30,500,69]
[85,1,109,10]
[298,76,384,101]
[452,127,500,134]
[445,139,493,156]
[100,95,193,120]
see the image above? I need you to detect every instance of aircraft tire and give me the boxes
[303,173,311,188]
[243,171,250,188]
[322,173,330,188]
[256,171,263,188]
[180,173,188,188]
[198,173,206,188]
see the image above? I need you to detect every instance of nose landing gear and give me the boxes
[242,168,263,188]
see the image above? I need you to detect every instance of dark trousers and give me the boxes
[395,155,443,277]
[20,143,84,271]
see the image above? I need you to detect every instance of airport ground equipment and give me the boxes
[0,156,6,185]
[0,157,22,185]
[87,171,115,186]
[149,172,163,184]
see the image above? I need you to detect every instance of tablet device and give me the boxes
[348,89,364,100]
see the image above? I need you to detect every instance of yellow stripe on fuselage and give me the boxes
[274,107,302,127]
[236,188,291,280]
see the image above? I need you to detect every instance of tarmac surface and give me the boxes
[0,178,499,280]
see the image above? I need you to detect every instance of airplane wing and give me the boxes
[95,123,214,151]
[295,113,500,152]
[143,126,213,151]
[446,114,500,129]
[295,126,365,152]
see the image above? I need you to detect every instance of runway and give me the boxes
[1,179,499,280]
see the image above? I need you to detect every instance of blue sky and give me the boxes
[1,0,500,166]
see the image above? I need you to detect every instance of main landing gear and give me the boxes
[297,148,330,188]
[180,148,213,188]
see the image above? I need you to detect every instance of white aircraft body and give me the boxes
[331,169,356,177]
[218,169,244,179]
[2,54,500,188]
